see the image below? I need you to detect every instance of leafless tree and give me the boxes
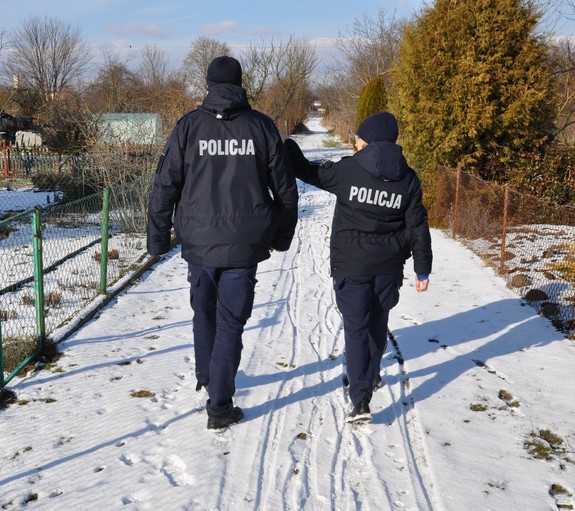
[139,45,169,87]
[86,51,141,114]
[538,1,575,143]
[2,16,91,105]
[0,29,20,115]
[548,38,575,142]
[334,8,404,89]
[0,29,7,57]
[180,37,232,99]
[136,45,190,127]
[240,35,317,129]
[315,70,358,144]
[320,8,405,142]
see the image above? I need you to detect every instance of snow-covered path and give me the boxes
[2,117,573,511]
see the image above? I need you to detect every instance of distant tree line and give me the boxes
[3,2,575,207]
[0,17,316,155]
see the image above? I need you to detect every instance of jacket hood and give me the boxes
[353,141,409,182]
[199,83,251,120]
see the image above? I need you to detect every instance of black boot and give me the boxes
[207,407,244,430]
[345,398,371,424]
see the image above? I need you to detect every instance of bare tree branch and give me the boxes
[180,37,231,99]
[2,16,90,105]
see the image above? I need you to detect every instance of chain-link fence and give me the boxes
[0,209,41,384]
[0,174,155,387]
[432,166,575,335]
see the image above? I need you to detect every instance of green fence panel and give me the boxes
[1,176,156,388]
[0,209,42,385]
[100,188,111,293]
[32,207,46,350]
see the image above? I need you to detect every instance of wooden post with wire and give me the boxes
[452,168,461,236]
[500,186,509,275]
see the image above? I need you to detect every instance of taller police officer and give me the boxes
[147,56,298,430]
[284,112,432,423]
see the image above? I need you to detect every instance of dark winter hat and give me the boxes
[206,56,242,88]
[356,112,399,143]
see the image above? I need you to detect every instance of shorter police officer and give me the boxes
[147,56,298,430]
[284,112,432,423]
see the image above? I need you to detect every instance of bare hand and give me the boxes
[415,276,429,292]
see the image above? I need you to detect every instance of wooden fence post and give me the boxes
[500,186,509,275]
[452,168,461,236]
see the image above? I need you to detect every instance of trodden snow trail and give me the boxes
[0,116,444,511]
[195,113,445,509]
[205,115,445,511]
[3,114,574,511]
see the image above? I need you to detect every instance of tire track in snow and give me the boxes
[279,194,345,509]
[286,183,442,510]
[259,238,305,509]
[230,214,312,509]
[272,182,394,510]
[214,177,444,510]
[384,329,444,510]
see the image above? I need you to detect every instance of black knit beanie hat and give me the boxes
[206,56,242,88]
[356,112,399,143]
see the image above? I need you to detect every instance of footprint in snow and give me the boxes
[119,452,140,466]
[212,427,233,446]
[145,417,166,432]
[161,454,194,487]
[121,492,152,506]
[154,387,180,410]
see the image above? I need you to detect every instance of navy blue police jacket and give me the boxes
[284,138,432,277]
[147,84,298,267]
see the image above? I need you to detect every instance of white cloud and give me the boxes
[200,20,239,35]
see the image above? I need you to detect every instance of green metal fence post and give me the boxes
[0,317,5,388]
[100,188,111,293]
[32,207,46,352]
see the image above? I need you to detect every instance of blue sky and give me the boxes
[1,0,574,72]
[0,0,425,70]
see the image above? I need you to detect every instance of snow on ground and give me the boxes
[0,189,59,216]
[1,116,574,511]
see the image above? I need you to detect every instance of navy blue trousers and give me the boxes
[334,272,402,406]
[188,264,257,415]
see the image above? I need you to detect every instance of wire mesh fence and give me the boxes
[0,209,41,382]
[4,161,574,385]
[432,166,575,335]
[0,174,155,387]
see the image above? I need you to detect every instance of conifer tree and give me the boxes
[392,0,556,178]
[356,75,388,131]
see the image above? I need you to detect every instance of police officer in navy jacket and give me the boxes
[284,112,432,423]
[147,56,298,429]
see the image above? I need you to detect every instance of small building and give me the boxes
[95,113,163,146]
[15,130,42,147]
[0,113,34,144]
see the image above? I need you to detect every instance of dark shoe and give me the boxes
[207,406,244,430]
[345,398,371,424]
